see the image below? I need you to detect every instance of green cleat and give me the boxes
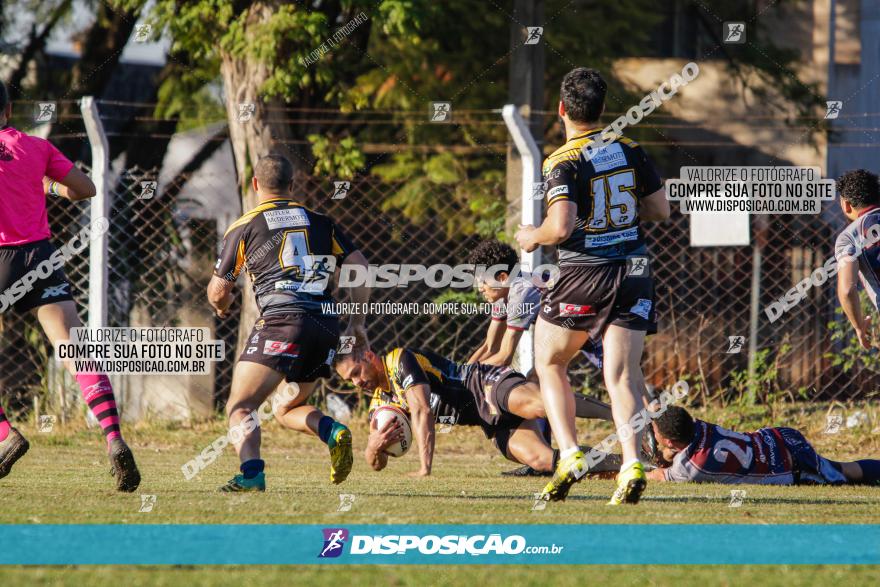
[328,422,353,485]
[539,450,588,502]
[219,472,266,493]
[607,462,647,505]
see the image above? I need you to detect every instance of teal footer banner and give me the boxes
[1,524,876,565]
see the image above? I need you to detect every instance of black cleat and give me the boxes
[109,438,141,492]
[501,464,551,477]
[0,428,29,480]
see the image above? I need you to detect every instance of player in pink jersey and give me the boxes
[0,82,140,491]
[647,406,880,486]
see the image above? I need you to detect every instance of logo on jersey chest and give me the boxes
[263,208,310,229]
[589,143,626,172]
[558,303,596,317]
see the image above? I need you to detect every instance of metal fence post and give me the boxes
[79,97,116,416]
[502,104,542,374]
[80,97,109,330]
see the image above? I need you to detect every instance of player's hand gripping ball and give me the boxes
[371,405,413,457]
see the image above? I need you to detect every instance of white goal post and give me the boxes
[501,104,542,375]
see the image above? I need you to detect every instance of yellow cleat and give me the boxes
[607,461,647,505]
[539,450,588,502]
[328,423,353,485]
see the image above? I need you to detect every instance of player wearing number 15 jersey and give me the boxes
[648,406,880,486]
[207,154,370,492]
[516,67,670,505]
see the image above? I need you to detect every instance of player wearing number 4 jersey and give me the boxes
[648,406,880,486]
[208,154,370,492]
[516,67,670,504]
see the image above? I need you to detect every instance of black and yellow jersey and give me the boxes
[214,198,357,315]
[368,348,482,426]
[542,129,663,265]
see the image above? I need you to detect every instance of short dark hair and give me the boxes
[838,169,880,209]
[467,239,518,275]
[654,406,695,444]
[560,68,606,123]
[254,154,294,192]
[0,81,9,112]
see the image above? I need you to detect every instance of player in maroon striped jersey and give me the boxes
[647,406,880,485]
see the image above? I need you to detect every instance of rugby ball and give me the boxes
[372,405,413,457]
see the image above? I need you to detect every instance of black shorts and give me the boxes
[539,261,657,337]
[463,363,527,446]
[0,239,74,314]
[238,313,340,382]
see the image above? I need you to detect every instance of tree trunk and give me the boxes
[219,2,299,353]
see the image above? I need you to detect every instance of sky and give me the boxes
[33,0,168,65]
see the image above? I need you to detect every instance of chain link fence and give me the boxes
[1,124,877,421]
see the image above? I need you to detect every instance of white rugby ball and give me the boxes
[372,405,413,457]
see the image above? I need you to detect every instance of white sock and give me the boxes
[560,447,579,460]
[620,458,641,472]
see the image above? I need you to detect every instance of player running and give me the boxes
[335,347,622,477]
[515,67,670,504]
[647,406,880,486]
[0,82,139,491]
[834,169,880,348]
[208,154,369,492]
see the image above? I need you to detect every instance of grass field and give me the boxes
[1,402,879,584]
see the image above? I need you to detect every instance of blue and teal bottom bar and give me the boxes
[1,524,877,565]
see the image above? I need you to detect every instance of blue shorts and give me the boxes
[776,427,846,485]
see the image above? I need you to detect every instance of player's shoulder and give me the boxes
[508,274,540,301]
[384,347,411,370]
[224,199,325,237]
[542,135,592,174]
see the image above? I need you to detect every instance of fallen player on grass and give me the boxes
[647,406,880,485]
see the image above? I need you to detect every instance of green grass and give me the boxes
[1,403,879,583]
[1,565,879,586]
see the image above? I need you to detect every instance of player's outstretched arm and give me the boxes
[639,188,670,222]
[405,383,435,477]
[340,249,371,352]
[837,255,874,348]
[44,167,97,201]
[646,468,668,482]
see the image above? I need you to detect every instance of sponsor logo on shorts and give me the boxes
[319,528,349,558]
[255,319,266,331]
[629,299,652,320]
[41,283,69,299]
[246,346,258,355]
[250,334,259,344]
[558,303,595,317]
[401,374,414,389]
[264,340,299,357]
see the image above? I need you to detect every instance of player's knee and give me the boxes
[529,398,546,419]
[226,398,257,419]
[526,450,553,472]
